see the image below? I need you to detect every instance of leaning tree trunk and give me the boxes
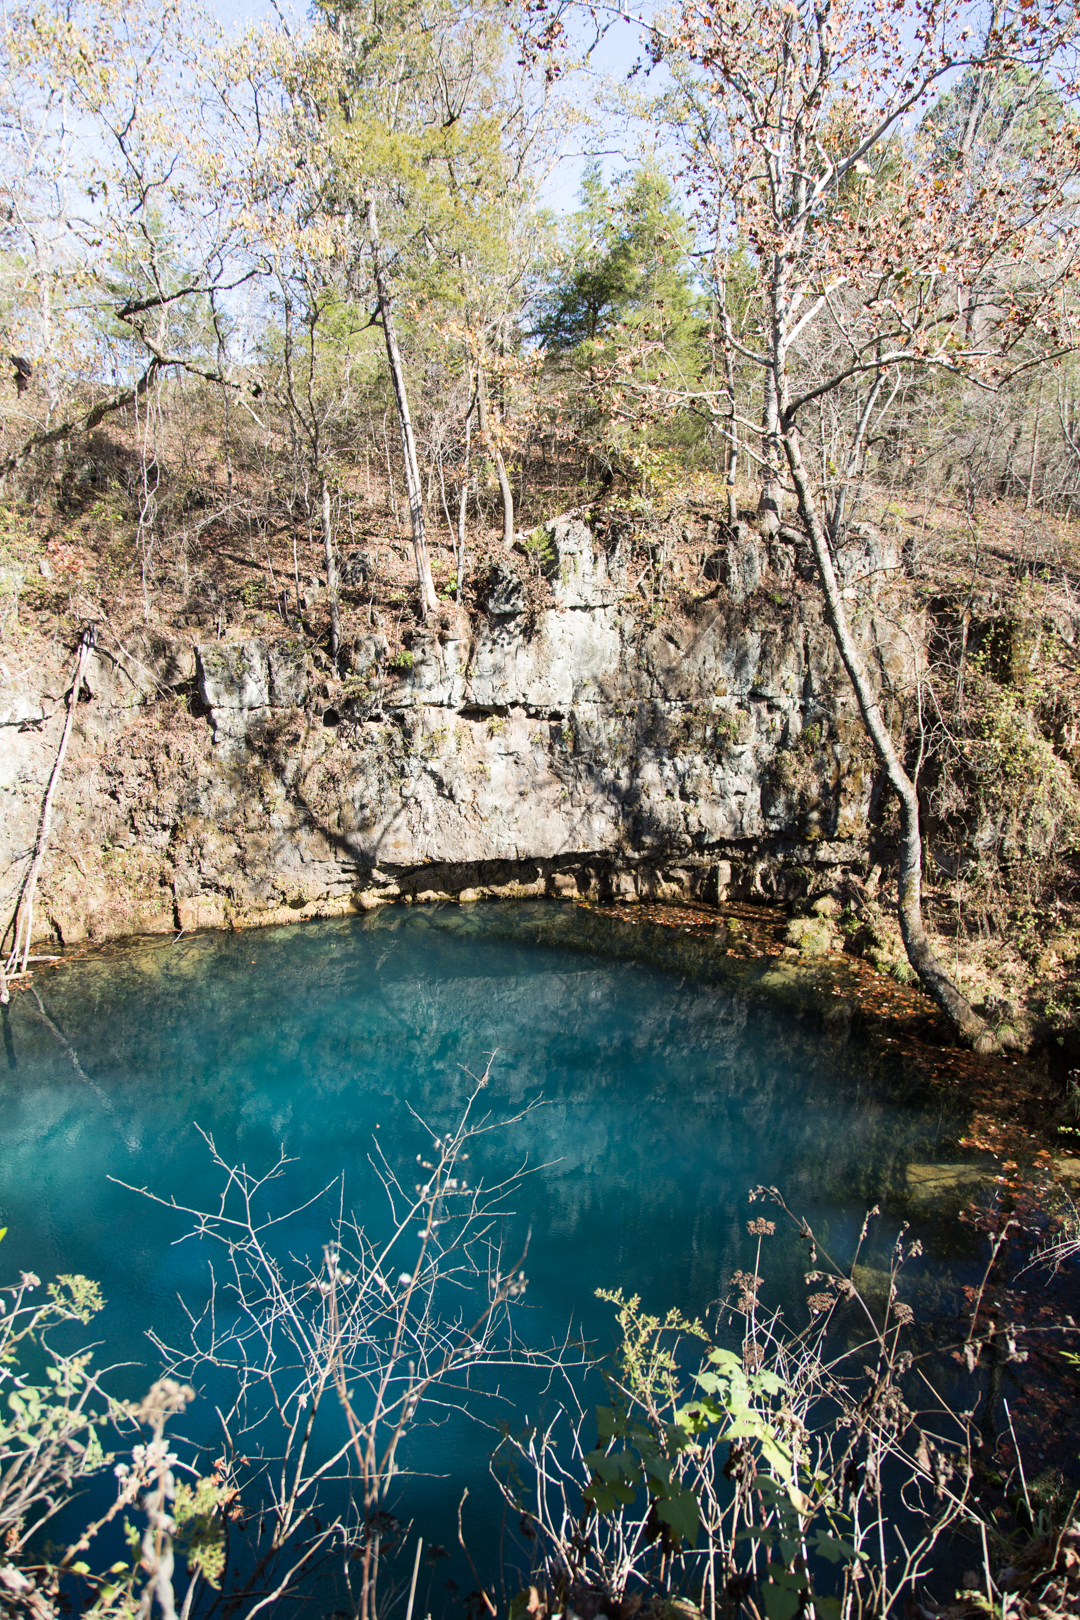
[365,195,439,619]
[780,417,992,1050]
[5,624,96,979]
[476,360,514,549]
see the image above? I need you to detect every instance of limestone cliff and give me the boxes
[0,511,911,945]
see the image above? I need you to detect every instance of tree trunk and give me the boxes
[757,365,785,538]
[1026,377,1043,511]
[382,408,399,525]
[457,376,476,603]
[476,360,514,548]
[5,625,97,978]
[715,269,740,526]
[724,372,739,528]
[321,472,340,666]
[780,421,992,1050]
[365,195,439,619]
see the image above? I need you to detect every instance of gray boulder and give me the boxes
[196,640,270,709]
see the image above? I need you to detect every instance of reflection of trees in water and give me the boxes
[1,906,972,1270]
[0,901,993,1583]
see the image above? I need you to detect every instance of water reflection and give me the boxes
[0,901,986,1578]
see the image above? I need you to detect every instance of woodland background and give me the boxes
[2,0,1080,1039]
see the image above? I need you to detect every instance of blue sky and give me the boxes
[205,0,656,214]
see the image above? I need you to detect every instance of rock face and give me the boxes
[0,511,915,944]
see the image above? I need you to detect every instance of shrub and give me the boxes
[494,1191,1032,1620]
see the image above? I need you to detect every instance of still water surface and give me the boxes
[0,902,979,1592]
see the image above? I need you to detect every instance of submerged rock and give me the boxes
[785,915,839,958]
[1051,1155,1080,1187]
[905,1162,989,1206]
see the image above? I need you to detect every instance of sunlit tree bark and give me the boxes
[598,0,1080,1043]
[365,192,440,617]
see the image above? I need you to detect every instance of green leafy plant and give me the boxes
[523,526,557,576]
[496,1192,1000,1620]
[0,1249,235,1620]
[582,1292,706,1548]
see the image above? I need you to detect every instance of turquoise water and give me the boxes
[0,902,977,1601]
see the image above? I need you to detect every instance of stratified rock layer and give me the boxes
[0,511,911,943]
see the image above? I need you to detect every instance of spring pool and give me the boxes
[0,901,982,1603]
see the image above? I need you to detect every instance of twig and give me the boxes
[1003,1400,1033,1527]
[964,1221,1015,1350]
[405,1536,422,1620]
[457,1490,496,1617]
[979,1518,995,1613]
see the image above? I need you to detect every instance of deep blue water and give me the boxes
[0,902,980,1607]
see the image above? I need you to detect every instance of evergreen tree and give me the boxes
[535,162,696,357]
[534,161,702,493]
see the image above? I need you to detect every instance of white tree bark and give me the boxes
[321,472,340,664]
[5,626,97,978]
[780,417,991,1049]
[476,360,514,549]
[365,195,439,619]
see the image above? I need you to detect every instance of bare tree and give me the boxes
[586,0,1080,1045]
[0,0,266,487]
[364,193,440,618]
[116,1073,561,1620]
